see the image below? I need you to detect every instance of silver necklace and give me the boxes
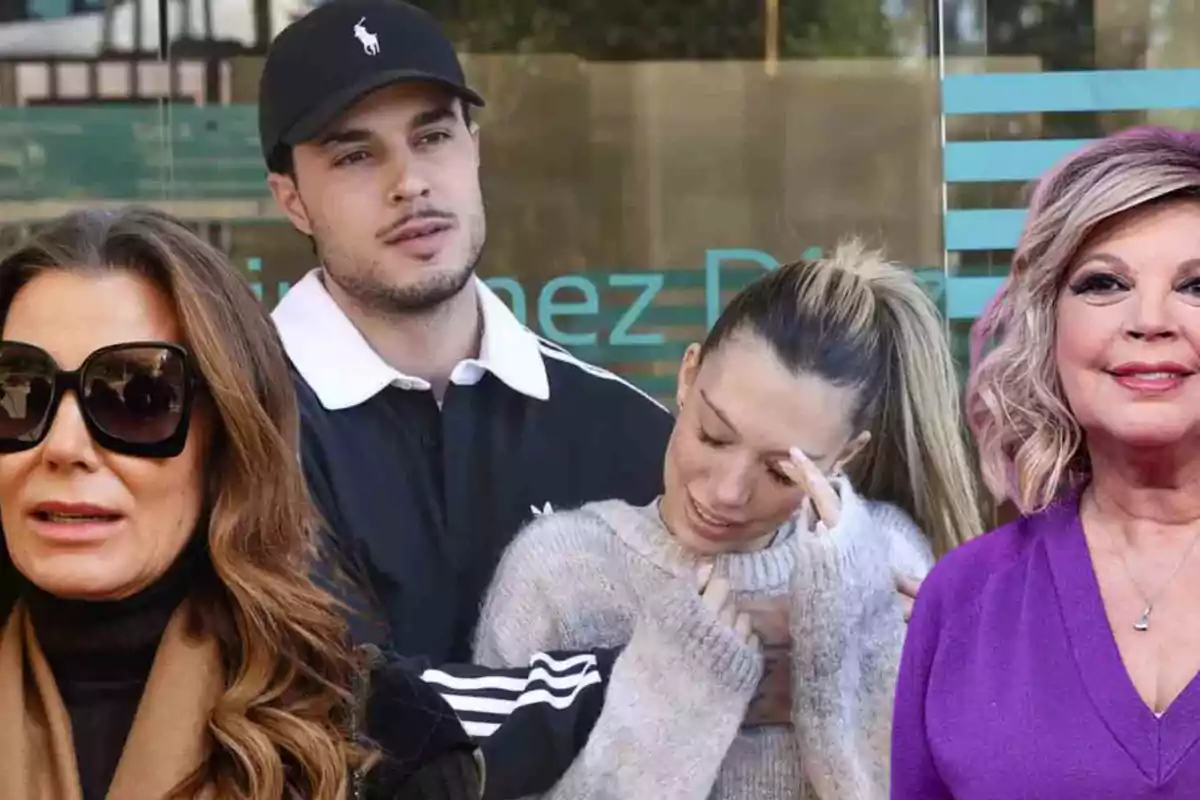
[1107,523,1200,632]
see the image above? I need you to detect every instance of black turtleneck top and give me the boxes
[8,539,486,800]
[23,544,201,800]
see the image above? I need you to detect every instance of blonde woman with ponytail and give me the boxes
[472,240,982,800]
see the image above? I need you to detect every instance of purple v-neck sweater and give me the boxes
[891,492,1200,798]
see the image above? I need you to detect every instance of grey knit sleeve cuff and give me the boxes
[788,483,901,681]
[791,480,893,602]
[635,585,764,697]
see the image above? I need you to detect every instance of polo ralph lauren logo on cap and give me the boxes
[353,17,380,55]
[258,0,485,160]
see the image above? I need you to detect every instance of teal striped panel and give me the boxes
[942,69,1200,115]
[944,208,1025,251]
[940,68,1200,254]
[943,139,1093,182]
[940,68,1200,253]
[945,276,1006,320]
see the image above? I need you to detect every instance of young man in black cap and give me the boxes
[258,0,674,795]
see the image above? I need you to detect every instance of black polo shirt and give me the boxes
[274,269,674,663]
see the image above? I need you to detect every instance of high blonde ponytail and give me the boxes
[699,239,983,557]
[846,246,984,556]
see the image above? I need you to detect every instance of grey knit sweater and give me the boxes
[473,476,933,800]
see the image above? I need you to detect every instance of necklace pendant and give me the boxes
[1134,607,1152,632]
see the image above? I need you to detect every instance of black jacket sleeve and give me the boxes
[302,432,619,798]
[390,752,483,800]
[361,652,482,799]
[367,648,617,800]
[412,650,618,799]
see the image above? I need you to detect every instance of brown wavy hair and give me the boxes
[0,207,368,799]
[966,126,1200,514]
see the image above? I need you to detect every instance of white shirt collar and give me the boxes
[272,269,550,410]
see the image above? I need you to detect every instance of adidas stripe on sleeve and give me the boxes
[420,648,619,799]
[423,651,605,738]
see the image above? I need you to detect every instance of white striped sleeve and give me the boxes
[421,652,605,739]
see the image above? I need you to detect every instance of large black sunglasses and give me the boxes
[0,340,201,458]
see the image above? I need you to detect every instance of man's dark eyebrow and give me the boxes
[412,104,458,129]
[317,128,372,148]
[315,105,457,148]
[699,388,737,434]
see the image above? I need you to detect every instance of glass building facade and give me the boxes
[2,0,1199,523]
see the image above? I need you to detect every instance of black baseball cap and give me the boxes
[258,0,485,165]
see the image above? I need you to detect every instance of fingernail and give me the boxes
[697,561,715,588]
[789,446,810,463]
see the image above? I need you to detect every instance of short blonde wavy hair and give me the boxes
[967,127,1200,514]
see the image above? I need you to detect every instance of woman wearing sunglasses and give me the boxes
[473,242,983,799]
[0,207,480,799]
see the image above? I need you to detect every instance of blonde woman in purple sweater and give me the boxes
[893,127,1200,798]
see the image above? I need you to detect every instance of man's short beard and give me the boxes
[327,245,482,317]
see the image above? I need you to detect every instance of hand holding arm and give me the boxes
[473,512,763,800]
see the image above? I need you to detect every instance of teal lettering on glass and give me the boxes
[250,245,856,354]
[608,273,665,346]
[483,277,528,325]
[538,276,599,346]
[704,249,779,328]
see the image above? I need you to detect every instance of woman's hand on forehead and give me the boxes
[778,447,841,530]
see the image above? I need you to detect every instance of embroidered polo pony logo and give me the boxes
[353,17,380,55]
